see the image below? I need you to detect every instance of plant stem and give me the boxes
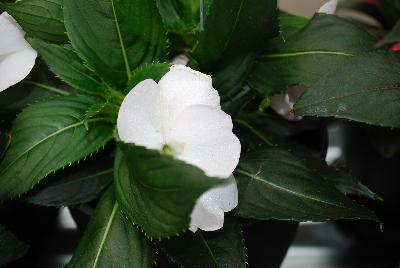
[23,81,70,96]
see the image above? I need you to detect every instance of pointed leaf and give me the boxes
[236,118,379,200]
[114,142,231,239]
[0,95,113,200]
[29,38,106,96]
[1,0,67,43]
[235,147,378,222]
[160,216,246,268]
[295,51,400,128]
[0,225,28,267]
[64,0,166,88]
[67,187,154,268]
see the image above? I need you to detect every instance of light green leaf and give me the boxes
[114,142,231,239]
[25,154,113,207]
[29,38,105,96]
[295,51,400,128]
[64,0,166,88]
[160,216,246,268]
[193,0,279,67]
[0,95,114,200]
[0,225,28,267]
[235,146,378,222]
[67,187,154,268]
[0,0,67,43]
[249,14,376,95]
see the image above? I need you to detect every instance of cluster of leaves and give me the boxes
[0,0,399,266]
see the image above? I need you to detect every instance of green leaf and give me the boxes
[0,95,113,200]
[295,51,400,128]
[235,117,379,200]
[67,187,154,268]
[249,14,376,95]
[28,38,105,96]
[1,0,67,43]
[235,146,378,222]
[160,216,246,268]
[0,225,28,267]
[64,0,167,88]
[126,63,170,91]
[193,0,279,67]
[25,154,113,207]
[156,0,200,34]
[114,142,231,239]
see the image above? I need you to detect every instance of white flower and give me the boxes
[318,0,338,15]
[117,65,241,232]
[0,12,37,92]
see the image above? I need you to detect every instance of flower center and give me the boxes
[162,144,173,155]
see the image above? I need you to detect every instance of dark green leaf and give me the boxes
[160,216,246,268]
[235,117,379,200]
[25,154,113,206]
[213,53,257,116]
[114,142,231,239]
[67,187,154,268]
[0,95,113,200]
[235,146,378,222]
[249,14,376,95]
[64,0,167,88]
[126,63,170,91]
[295,51,400,128]
[156,0,199,34]
[29,38,106,96]
[193,0,279,67]
[0,225,28,267]
[1,0,67,43]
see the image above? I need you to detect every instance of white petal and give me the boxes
[206,178,238,212]
[158,65,220,124]
[166,105,241,178]
[0,12,37,92]
[318,0,338,14]
[117,79,164,150]
[189,191,224,232]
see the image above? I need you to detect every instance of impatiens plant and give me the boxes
[0,0,399,266]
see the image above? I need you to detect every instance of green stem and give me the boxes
[23,81,70,96]
[260,50,354,59]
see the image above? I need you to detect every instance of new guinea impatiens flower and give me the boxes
[0,12,37,92]
[117,65,241,232]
